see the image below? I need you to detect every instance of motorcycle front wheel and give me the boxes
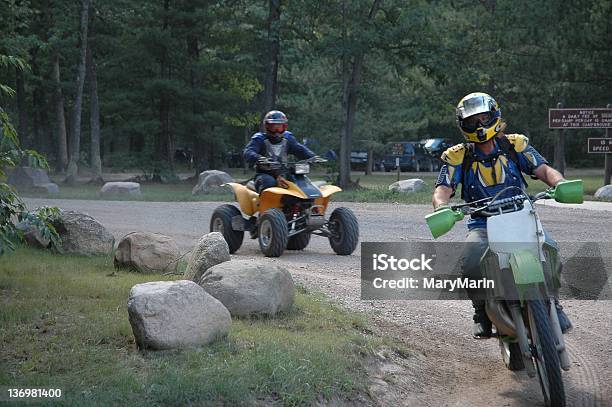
[527,296,566,407]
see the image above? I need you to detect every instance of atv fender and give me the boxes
[225,182,259,216]
[314,184,342,214]
[259,182,308,214]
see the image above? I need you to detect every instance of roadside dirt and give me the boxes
[24,198,612,406]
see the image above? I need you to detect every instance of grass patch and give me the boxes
[0,248,381,405]
[19,169,605,204]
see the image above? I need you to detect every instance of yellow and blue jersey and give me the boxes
[435,134,548,229]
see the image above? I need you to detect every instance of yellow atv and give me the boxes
[210,157,359,257]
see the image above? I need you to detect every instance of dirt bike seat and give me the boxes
[246,180,257,192]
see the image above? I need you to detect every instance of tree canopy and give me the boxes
[1,0,610,185]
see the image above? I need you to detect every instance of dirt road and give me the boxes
[24,198,612,406]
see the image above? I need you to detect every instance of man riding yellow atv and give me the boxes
[209,110,359,257]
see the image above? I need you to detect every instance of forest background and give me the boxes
[1,0,610,188]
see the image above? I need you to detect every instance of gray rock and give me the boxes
[7,167,53,190]
[199,260,295,317]
[15,221,50,249]
[389,178,427,193]
[31,183,60,195]
[184,232,230,282]
[100,182,141,197]
[114,232,180,273]
[594,185,612,200]
[127,280,231,350]
[192,170,233,195]
[52,210,114,256]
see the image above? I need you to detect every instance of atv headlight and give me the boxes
[294,163,310,174]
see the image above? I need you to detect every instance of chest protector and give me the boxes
[264,138,289,164]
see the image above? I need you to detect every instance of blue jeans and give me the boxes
[254,173,277,193]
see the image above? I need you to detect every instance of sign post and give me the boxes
[392,143,403,182]
[553,102,566,175]
[606,104,611,185]
[549,105,612,185]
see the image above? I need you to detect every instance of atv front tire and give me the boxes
[210,204,244,253]
[287,232,311,250]
[258,208,289,257]
[328,207,359,255]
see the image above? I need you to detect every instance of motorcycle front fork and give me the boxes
[508,299,571,377]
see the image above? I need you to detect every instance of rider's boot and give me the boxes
[472,302,492,339]
[555,299,573,333]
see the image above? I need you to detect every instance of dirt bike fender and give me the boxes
[509,250,545,302]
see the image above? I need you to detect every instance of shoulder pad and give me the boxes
[251,132,265,141]
[440,144,466,166]
[505,134,529,152]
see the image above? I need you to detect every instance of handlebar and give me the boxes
[256,156,327,171]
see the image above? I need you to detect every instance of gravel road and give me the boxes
[24,198,612,406]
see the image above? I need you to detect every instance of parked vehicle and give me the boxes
[423,138,453,170]
[350,150,369,171]
[382,141,438,172]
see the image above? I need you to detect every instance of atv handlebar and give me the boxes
[255,156,327,172]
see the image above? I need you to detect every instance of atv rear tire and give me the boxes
[287,232,311,250]
[328,207,359,255]
[258,208,288,257]
[210,204,244,253]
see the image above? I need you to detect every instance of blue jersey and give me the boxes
[243,131,315,164]
[435,134,548,229]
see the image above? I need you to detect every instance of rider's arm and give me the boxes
[432,185,453,210]
[286,133,315,159]
[243,135,265,164]
[533,164,565,187]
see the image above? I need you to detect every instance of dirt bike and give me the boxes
[425,179,583,407]
[210,156,359,257]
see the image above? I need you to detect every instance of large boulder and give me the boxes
[51,211,114,256]
[7,167,59,194]
[199,260,295,317]
[184,232,230,282]
[192,170,233,195]
[127,280,231,350]
[99,182,141,197]
[31,183,60,195]
[594,185,612,200]
[114,232,180,273]
[389,178,427,193]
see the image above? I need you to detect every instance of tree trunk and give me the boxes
[366,147,373,175]
[52,52,68,172]
[262,0,281,113]
[16,67,29,150]
[187,21,206,176]
[31,52,46,156]
[154,0,172,181]
[65,0,91,186]
[87,25,103,184]
[338,0,381,188]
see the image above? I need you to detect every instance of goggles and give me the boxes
[460,112,495,132]
[265,123,288,134]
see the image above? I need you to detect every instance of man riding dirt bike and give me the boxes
[243,110,315,192]
[431,92,572,339]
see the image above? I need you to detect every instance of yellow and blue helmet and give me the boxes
[456,92,504,143]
